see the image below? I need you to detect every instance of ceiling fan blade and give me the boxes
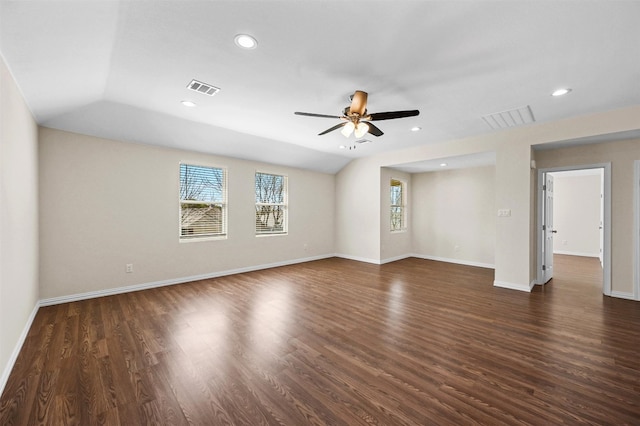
[349,91,368,116]
[366,122,384,137]
[368,110,420,121]
[318,122,347,135]
[295,111,342,119]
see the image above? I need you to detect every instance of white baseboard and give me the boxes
[610,291,636,301]
[0,302,40,398]
[413,254,495,270]
[334,253,382,265]
[380,254,412,264]
[332,253,496,269]
[40,254,334,306]
[494,280,534,292]
[553,250,600,258]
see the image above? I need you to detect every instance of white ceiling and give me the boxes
[1,1,639,174]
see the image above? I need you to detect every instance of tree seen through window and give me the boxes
[179,164,226,238]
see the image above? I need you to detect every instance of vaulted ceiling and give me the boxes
[1,1,639,173]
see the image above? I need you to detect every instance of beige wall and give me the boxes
[494,141,534,290]
[0,55,39,388]
[413,166,495,267]
[536,139,640,296]
[335,157,381,263]
[38,128,335,299]
[551,172,602,257]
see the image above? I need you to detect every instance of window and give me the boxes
[255,172,287,235]
[390,178,406,231]
[179,163,226,239]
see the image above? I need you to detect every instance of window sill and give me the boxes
[391,229,408,234]
[180,235,227,243]
[255,232,288,238]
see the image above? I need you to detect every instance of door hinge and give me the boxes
[543,184,546,190]
[542,265,546,271]
[542,225,546,231]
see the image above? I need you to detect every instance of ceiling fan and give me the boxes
[295,90,419,138]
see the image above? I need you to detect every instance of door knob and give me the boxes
[551,230,558,233]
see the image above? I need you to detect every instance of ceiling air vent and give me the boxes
[482,105,535,130]
[355,139,371,144]
[187,79,220,96]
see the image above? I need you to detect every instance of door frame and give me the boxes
[634,160,640,300]
[536,163,611,296]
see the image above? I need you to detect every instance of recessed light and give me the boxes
[339,145,347,149]
[234,34,258,49]
[181,100,196,107]
[440,163,448,167]
[551,88,572,97]
[411,126,422,132]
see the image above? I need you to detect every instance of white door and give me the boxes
[542,173,555,283]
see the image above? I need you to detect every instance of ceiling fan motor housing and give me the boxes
[294,90,419,138]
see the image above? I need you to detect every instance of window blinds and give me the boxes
[179,164,227,238]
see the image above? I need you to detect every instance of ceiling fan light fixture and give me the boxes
[341,121,355,137]
[234,34,258,49]
[354,122,369,138]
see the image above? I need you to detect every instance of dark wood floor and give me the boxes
[1,255,639,425]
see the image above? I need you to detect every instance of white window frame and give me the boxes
[255,171,288,236]
[390,178,407,232]
[179,163,227,241]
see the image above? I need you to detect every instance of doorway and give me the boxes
[536,164,611,295]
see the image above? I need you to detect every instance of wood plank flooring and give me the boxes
[1,255,639,425]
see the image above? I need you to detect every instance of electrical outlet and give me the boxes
[125,263,133,273]
[497,209,512,217]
